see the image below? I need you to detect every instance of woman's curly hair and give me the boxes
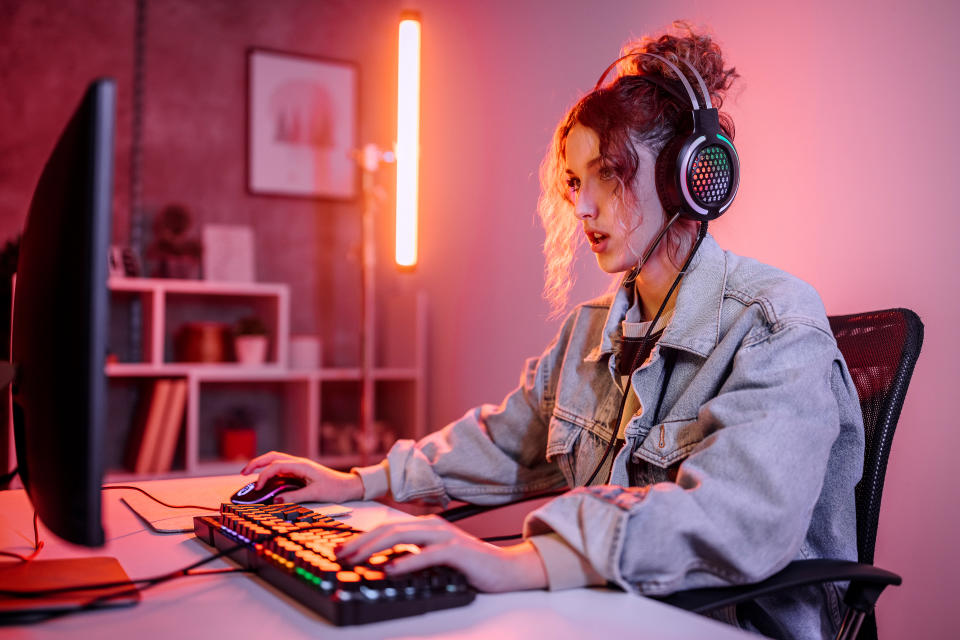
[537,21,739,317]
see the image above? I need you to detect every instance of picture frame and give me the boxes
[247,49,358,200]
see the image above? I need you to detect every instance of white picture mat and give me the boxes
[203,224,255,282]
[248,50,357,198]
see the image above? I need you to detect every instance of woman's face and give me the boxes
[564,124,665,274]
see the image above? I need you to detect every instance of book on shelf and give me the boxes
[151,378,187,473]
[125,379,172,474]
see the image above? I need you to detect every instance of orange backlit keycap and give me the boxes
[368,554,389,565]
[336,571,361,582]
[393,544,420,555]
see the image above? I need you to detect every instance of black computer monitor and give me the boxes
[9,78,115,547]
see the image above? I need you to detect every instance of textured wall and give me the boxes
[137,0,402,360]
[1,0,957,636]
[0,0,404,363]
[0,0,134,246]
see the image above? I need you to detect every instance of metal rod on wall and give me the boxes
[129,0,148,361]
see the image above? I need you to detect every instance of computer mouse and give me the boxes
[231,475,308,505]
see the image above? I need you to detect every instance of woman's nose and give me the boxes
[574,189,596,219]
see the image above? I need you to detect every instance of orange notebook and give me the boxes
[0,557,139,618]
[152,378,187,473]
[127,380,172,474]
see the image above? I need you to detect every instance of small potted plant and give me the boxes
[233,315,269,365]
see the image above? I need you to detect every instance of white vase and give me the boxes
[234,335,268,365]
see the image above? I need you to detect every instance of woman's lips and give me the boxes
[587,231,609,253]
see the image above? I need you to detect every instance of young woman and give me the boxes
[242,24,864,639]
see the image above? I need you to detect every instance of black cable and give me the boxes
[441,220,709,544]
[0,565,252,625]
[2,484,216,565]
[455,224,708,544]
[621,212,681,289]
[583,221,708,488]
[0,511,44,564]
[0,520,360,600]
[0,513,371,624]
[101,485,220,511]
[0,543,246,600]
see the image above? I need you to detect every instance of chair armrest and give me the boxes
[655,559,901,613]
[438,489,566,523]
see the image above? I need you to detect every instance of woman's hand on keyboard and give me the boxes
[241,451,364,503]
[334,515,549,593]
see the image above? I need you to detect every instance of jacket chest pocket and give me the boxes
[546,413,612,487]
[630,417,713,484]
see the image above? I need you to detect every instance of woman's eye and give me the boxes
[566,177,581,194]
[598,167,615,181]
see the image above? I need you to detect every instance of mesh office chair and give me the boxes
[659,308,924,640]
[441,308,924,640]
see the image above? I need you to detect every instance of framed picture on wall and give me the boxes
[247,49,358,199]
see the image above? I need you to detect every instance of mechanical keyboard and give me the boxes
[192,503,475,626]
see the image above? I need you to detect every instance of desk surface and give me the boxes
[0,475,754,639]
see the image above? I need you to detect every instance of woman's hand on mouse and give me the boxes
[334,515,549,593]
[241,451,364,503]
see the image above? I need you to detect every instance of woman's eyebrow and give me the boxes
[565,157,603,175]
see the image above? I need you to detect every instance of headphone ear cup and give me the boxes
[656,131,740,222]
[654,135,688,217]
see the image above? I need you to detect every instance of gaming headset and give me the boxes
[594,51,740,222]
[579,52,741,487]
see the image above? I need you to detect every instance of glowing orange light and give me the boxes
[396,14,421,268]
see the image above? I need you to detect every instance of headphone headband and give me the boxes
[589,50,740,222]
[594,51,705,109]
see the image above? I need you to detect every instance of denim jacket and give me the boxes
[354,234,864,640]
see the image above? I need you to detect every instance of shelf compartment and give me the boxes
[193,378,317,471]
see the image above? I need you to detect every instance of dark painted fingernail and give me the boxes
[273,496,285,504]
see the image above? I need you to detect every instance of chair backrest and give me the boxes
[827,308,923,565]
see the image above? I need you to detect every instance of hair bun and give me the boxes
[618,21,738,110]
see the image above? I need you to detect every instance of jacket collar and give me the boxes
[584,233,727,362]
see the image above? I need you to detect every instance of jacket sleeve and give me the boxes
[353,315,575,507]
[523,322,862,594]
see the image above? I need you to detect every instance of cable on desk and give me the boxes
[0,520,361,600]
[1,483,215,566]
[0,517,369,623]
[103,485,526,544]
[0,543,261,624]
[0,511,44,564]
[102,484,220,511]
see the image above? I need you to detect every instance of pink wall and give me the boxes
[1,0,957,636]
[0,0,134,246]
[0,0,405,363]
[407,1,959,637]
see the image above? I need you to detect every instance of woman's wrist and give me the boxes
[349,460,390,501]
[343,470,365,501]
[502,540,549,590]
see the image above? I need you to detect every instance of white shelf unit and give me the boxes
[106,277,427,477]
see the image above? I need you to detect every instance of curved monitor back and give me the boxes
[11,78,115,547]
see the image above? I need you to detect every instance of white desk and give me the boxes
[0,475,754,639]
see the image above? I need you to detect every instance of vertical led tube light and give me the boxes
[396,13,421,268]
